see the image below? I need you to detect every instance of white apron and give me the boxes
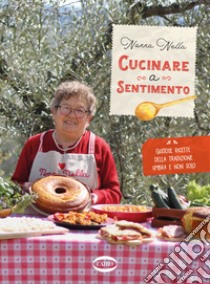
[28,131,99,190]
[26,131,98,215]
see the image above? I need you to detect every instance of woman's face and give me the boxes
[52,96,92,138]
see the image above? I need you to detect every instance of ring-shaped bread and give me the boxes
[31,176,90,214]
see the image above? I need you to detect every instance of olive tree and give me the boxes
[0,0,209,203]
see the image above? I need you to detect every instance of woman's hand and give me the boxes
[22,182,32,193]
[91,193,98,205]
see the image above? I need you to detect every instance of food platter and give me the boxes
[48,215,114,230]
[0,227,68,239]
[0,216,68,239]
[91,204,153,223]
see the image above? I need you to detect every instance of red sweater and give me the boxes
[12,130,122,204]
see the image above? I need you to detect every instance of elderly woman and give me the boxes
[12,81,122,206]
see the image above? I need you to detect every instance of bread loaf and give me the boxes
[182,207,210,239]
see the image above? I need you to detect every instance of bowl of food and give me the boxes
[91,204,152,223]
[0,208,13,218]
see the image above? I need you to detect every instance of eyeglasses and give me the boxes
[57,105,90,118]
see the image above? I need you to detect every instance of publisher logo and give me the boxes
[92,256,118,273]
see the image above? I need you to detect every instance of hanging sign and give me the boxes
[110,25,197,120]
[142,136,210,176]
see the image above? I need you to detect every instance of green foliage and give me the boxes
[0,0,209,204]
[187,180,210,206]
[0,177,36,212]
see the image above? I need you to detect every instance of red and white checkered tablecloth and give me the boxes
[0,224,209,284]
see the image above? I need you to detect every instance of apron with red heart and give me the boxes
[28,131,98,190]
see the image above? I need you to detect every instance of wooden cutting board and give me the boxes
[151,207,186,227]
[0,227,68,239]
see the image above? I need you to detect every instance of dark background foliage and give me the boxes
[0,0,209,204]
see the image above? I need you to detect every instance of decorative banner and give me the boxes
[142,136,210,176]
[110,25,197,120]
